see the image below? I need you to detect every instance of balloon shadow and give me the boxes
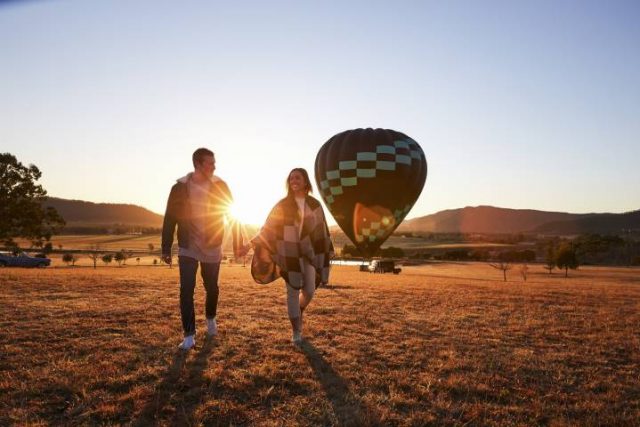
[132,338,216,426]
[299,340,380,426]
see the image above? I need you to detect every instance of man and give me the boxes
[162,148,241,350]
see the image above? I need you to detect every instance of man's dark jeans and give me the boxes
[178,255,221,337]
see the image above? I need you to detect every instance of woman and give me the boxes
[241,168,334,344]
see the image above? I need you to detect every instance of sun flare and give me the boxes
[227,200,264,226]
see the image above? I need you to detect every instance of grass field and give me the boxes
[13,235,163,252]
[1,263,639,425]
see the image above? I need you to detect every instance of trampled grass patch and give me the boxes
[1,263,639,425]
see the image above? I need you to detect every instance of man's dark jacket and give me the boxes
[162,174,240,257]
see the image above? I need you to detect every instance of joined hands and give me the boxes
[235,243,252,258]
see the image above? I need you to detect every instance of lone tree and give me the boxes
[489,260,512,282]
[119,249,133,265]
[556,243,579,277]
[489,251,514,282]
[101,254,113,266]
[520,264,529,282]
[543,245,556,274]
[114,251,126,267]
[87,244,101,269]
[0,153,65,249]
[62,253,78,267]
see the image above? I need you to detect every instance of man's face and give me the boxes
[196,155,215,178]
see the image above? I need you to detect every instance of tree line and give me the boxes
[59,244,171,268]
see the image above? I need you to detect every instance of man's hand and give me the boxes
[161,255,172,265]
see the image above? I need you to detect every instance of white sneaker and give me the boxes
[292,331,302,344]
[207,318,218,337]
[178,335,195,350]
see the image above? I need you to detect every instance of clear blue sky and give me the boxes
[2,0,639,224]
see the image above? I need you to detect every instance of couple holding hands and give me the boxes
[161,148,334,350]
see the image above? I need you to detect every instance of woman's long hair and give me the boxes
[283,168,313,222]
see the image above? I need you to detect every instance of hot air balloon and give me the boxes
[314,128,427,258]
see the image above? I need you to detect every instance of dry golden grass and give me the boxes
[14,232,245,257]
[14,235,162,252]
[1,263,639,426]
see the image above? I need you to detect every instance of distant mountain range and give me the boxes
[45,197,639,235]
[397,206,640,234]
[44,197,163,228]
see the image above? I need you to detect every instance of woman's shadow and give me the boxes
[299,339,380,426]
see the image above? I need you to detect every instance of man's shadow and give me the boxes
[133,337,216,426]
[299,340,380,426]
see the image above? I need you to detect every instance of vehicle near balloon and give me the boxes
[0,251,51,268]
[368,259,402,274]
[315,128,428,259]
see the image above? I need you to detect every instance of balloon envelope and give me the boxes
[314,128,427,258]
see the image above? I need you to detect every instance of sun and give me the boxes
[227,200,258,225]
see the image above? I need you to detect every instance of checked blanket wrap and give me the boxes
[251,196,334,289]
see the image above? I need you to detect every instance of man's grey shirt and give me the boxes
[178,178,222,263]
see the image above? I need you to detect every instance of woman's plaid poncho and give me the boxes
[250,195,334,289]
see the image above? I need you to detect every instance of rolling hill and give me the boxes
[44,197,639,236]
[532,210,640,234]
[44,197,163,228]
[397,206,640,234]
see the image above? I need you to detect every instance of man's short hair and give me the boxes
[192,148,214,167]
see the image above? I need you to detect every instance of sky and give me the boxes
[1,0,639,225]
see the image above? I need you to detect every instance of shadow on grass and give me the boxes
[322,283,353,299]
[300,340,381,426]
[132,348,187,426]
[170,337,217,425]
[322,284,353,290]
[132,337,216,426]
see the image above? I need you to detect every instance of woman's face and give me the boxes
[288,171,307,194]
